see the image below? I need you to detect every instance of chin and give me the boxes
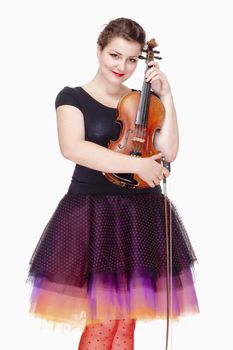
[108,77,123,86]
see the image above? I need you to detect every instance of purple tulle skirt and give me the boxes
[26,190,199,330]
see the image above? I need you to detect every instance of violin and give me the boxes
[103,39,166,189]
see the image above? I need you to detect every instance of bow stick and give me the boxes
[162,156,173,350]
[140,41,173,348]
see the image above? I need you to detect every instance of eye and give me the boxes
[110,53,118,58]
[129,58,137,63]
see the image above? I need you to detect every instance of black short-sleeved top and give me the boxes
[55,86,161,195]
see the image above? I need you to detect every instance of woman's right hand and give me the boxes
[135,153,170,187]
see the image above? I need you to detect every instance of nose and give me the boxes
[117,59,126,72]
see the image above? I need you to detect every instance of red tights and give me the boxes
[78,319,136,350]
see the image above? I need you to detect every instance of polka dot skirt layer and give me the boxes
[26,192,199,330]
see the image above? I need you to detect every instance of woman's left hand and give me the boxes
[145,61,171,97]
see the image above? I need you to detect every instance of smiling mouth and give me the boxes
[112,71,125,77]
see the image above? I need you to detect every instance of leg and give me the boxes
[78,320,119,350]
[111,319,136,350]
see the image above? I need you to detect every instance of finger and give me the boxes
[151,179,159,187]
[150,76,161,83]
[157,167,168,180]
[157,174,164,181]
[148,61,160,69]
[162,168,170,177]
[145,65,160,77]
[145,68,160,79]
[151,153,163,160]
[147,65,159,71]
[146,72,160,82]
[145,67,159,77]
[155,178,160,185]
[150,181,156,188]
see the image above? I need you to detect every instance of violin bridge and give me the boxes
[132,137,145,143]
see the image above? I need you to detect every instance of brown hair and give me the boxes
[97,17,146,51]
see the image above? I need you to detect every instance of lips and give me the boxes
[112,71,125,77]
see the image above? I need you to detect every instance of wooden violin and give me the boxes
[103,38,165,189]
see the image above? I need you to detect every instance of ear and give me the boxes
[96,45,101,59]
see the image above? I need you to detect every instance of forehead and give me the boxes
[105,37,141,56]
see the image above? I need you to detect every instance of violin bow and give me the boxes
[162,157,173,350]
[140,40,173,349]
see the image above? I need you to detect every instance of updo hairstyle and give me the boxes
[97,17,146,52]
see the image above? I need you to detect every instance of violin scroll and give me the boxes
[139,38,162,62]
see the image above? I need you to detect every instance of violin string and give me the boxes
[143,82,150,154]
[135,88,143,155]
[138,82,149,155]
[136,87,143,155]
[139,88,145,154]
[138,87,144,154]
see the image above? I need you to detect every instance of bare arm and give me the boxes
[153,93,179,162]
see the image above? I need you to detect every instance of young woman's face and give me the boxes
[97,36,141,86]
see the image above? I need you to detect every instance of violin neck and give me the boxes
[135,80,151,127]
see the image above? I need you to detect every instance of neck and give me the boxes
[87,69,127,97]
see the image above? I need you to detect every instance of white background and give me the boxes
[1,0,233,349]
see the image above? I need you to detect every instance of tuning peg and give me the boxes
[138,55,146,60]
[153,50,160,54]
[154,56,162,60]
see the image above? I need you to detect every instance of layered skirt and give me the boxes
[26,189,199,331]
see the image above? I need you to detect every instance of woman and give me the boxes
[26,17,199,349]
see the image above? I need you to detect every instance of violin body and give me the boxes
[103,90,165,188]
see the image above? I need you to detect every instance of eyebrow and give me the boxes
[110,50,139,58]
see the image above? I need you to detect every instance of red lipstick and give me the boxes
[112,71,125,77]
